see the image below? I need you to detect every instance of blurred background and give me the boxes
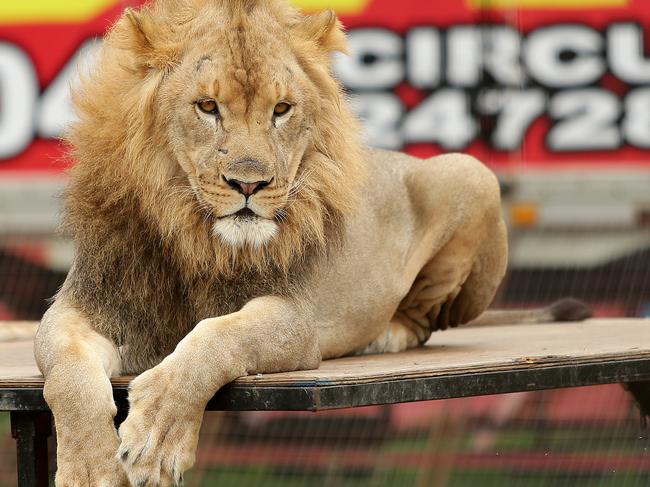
[1,0,650,485]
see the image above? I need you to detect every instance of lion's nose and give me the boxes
[223,176,272,197]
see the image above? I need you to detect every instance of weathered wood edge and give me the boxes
[2,356,650,412]
[5,350,650,389]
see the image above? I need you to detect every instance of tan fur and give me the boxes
[36,1,510,485]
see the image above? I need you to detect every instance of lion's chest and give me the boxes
[116,268,293,373]
[70,214,299,373]
[189,273,284,319]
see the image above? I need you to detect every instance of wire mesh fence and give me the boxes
[2,385,648,486]
[2,0,650,484]
[1,234,650,485]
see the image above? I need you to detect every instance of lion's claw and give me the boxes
[118,365,202,487]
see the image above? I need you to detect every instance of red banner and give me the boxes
[1,0,649,173]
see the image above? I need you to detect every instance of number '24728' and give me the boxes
[353,87,650,152]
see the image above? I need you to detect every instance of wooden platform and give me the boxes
[2,319,650,412]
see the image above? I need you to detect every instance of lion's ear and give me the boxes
[114,7,178,72]
[294,10,349,54]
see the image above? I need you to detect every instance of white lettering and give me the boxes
[335,29,404,90]
[406,28,441,89]
[349,93,404,149]
[37,40,101,139]
[525,25,605,88]
[548,88,621,150]
[623,87,650,148]
[483,27,526,86]
[478,89,546,150]
[608,23,650,84]
[447,26,482,86]
[0,43,38,158]
[403,89,476,149]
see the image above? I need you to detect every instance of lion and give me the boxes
[33,1,589,485]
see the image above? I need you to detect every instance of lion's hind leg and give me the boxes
[366,217,507,354]
[358,256,469,356]
[358,319,423,354]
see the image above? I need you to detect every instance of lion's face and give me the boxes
[160,17,320,248]
[67,0,364,274]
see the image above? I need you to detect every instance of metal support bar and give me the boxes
[10,411,52,487]
[624,381,650,427]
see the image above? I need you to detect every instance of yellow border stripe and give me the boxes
[0,0,119,24]
[468,0,628,8]
[289,0,370,14]
[0,1,372,23]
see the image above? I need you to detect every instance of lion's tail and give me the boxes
[467,298,592,327]
[0,322,39,342]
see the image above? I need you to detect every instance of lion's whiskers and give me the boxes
[275,208,289,223]
[288,168,314,198]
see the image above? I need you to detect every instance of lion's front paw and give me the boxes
[55,434,129,487]
[118,366,203,487]
[55,460,130,487]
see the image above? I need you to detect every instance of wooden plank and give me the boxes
[234,319,650,387]
[0,322,37,342]
[4,358,650,412]
[1,319,649,390]
[2,318,650,411]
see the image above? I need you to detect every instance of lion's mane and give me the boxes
[60,0,366,371]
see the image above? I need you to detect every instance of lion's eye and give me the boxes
[273,102,292,117]
[197,99,219,115]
